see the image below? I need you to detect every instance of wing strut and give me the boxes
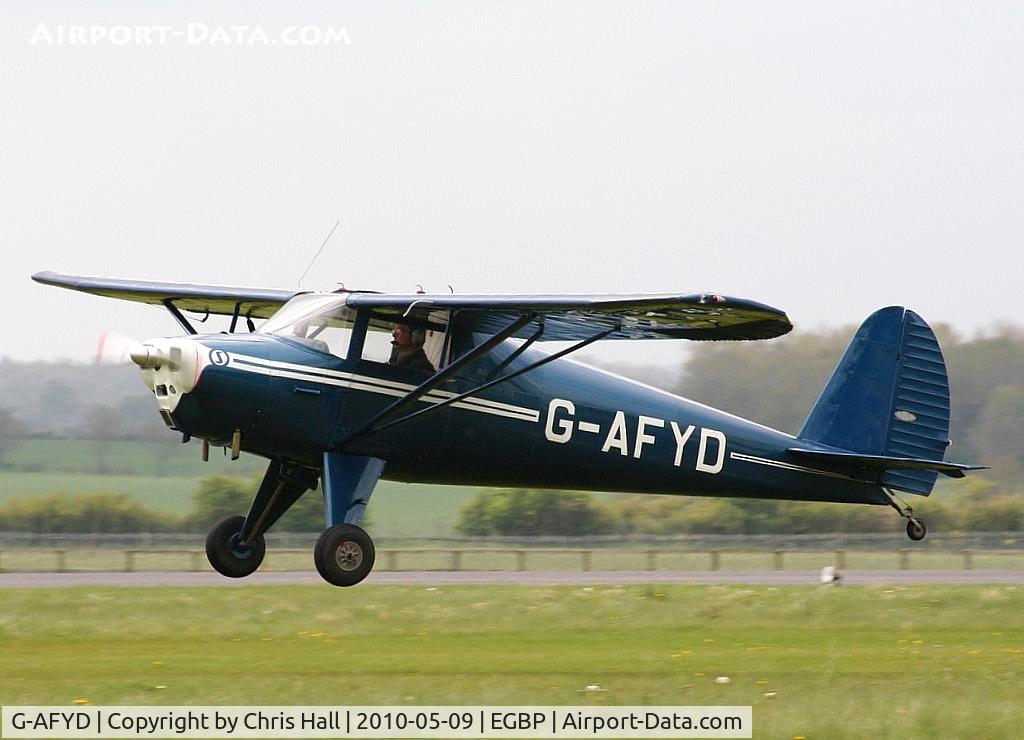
[335,313,536,449]
[487,320,545,380]
[162,299,197,335]
[228,302,242,333]
[371,324,616,436]
[338,319,617,448]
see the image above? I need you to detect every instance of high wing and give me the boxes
[33,272,792,341]
[32,271,298,321]
[346,292,792,341]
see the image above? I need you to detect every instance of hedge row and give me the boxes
[0,474,328,534]
[3,476,1023,535]
[455,480,1024,536]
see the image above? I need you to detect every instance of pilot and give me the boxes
[390,322,435,373]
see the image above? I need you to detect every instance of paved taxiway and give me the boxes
[2,570,1023,587]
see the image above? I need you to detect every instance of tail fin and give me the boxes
[797,307,959,495]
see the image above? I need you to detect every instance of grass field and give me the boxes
[2,439,482,535]
[1,585,1022,738]
[0,470,479,536]
[0,472,202,512]
[7,438,266,478]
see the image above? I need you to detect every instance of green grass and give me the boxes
[1,585,1022,738]
[7,438,265,478]
[369,483,479,536]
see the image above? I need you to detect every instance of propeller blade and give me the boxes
[95,332,143,364]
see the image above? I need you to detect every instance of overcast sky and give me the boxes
[2,1,1021,366]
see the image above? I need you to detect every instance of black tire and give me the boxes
[205,515,266,578]
[314,524,375,587]
[906,517,927,542]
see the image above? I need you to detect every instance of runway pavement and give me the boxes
[2,569,1023,587]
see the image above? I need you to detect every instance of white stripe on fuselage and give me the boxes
[729,451,858,481]
[222,352,541,423]
[230,354,535,415]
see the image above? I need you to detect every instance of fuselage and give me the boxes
[146,329,889,507]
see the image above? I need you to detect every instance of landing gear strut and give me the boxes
[203,454,384,586]
[884,488,927,541]
[204,459,317,580]
[313,452,385,587]
[314,523,376,587]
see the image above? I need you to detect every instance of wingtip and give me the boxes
[31,271,66,286]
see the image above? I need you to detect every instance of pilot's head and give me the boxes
[392,323,424,349]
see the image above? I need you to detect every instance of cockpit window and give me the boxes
[258,294,450,370]
[360,310,449,373]
[257,294,354,358]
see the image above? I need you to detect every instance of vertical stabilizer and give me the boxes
[798,307,951,494]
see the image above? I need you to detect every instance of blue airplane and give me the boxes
[33,271,984,586]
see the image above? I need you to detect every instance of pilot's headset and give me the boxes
[410,326,426,347]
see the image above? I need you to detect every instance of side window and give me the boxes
[361,325,396,364]
[421,310,450,369]
[358,312,448,374]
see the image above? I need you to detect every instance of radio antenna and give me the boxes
[297,219,341,290]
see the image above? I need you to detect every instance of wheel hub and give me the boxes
[229,532,254,560]
[335,541,363,571]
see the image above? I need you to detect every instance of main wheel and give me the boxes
[205,515,266,578]
[906,517,927,541]
[314,524,375,587]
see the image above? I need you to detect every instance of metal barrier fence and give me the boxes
[2,532,1023,549]
[1,544,1022,573]
[1,532,1023,573]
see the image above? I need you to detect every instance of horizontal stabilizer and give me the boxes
[787,448,986,479]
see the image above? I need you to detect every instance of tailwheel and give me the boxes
[884,488,928,542]
[205,515,266,578]
[314,523,375,587]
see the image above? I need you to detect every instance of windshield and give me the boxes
[258,293,354,357]
[258,293,449,371]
